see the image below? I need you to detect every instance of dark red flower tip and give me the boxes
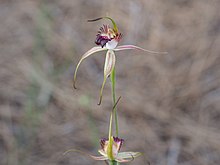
[113,137,124,151]
[113,136,124,142]
[100,138,108,150]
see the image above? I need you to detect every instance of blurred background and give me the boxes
[1,0,220,165]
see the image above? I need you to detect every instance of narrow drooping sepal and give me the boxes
[63,149,108,161]
[98,50,116,105]
[114,45,168,54]
[73,46,107,89]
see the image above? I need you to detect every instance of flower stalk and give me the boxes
[109,160,118,165]
[110,67,119,137]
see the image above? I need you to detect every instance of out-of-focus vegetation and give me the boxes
[0,0,220,165]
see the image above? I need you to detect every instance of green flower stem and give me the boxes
[110,67,119,137]
[108,67,120,165]
[108,109,113,140]
[109,160,118,165]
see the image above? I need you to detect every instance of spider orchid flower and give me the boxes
[64,136,141,163]
[73,17,167,105]
[92,136,141,163]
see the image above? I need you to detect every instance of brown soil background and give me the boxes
[1,0,220,165]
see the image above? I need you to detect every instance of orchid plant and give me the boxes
[68,17,166,164]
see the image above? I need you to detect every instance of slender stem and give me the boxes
[110,67,119,137]
[108,67,120,165]
[109,160,118,165]
[108,109,113,140]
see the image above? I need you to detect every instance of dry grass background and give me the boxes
[0,0,220,165]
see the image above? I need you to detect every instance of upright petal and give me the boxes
[100,138,108,153]
[98,50,116,105]
[114,45,168,54]
[112,137,124,154]
[73,46,107,89]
